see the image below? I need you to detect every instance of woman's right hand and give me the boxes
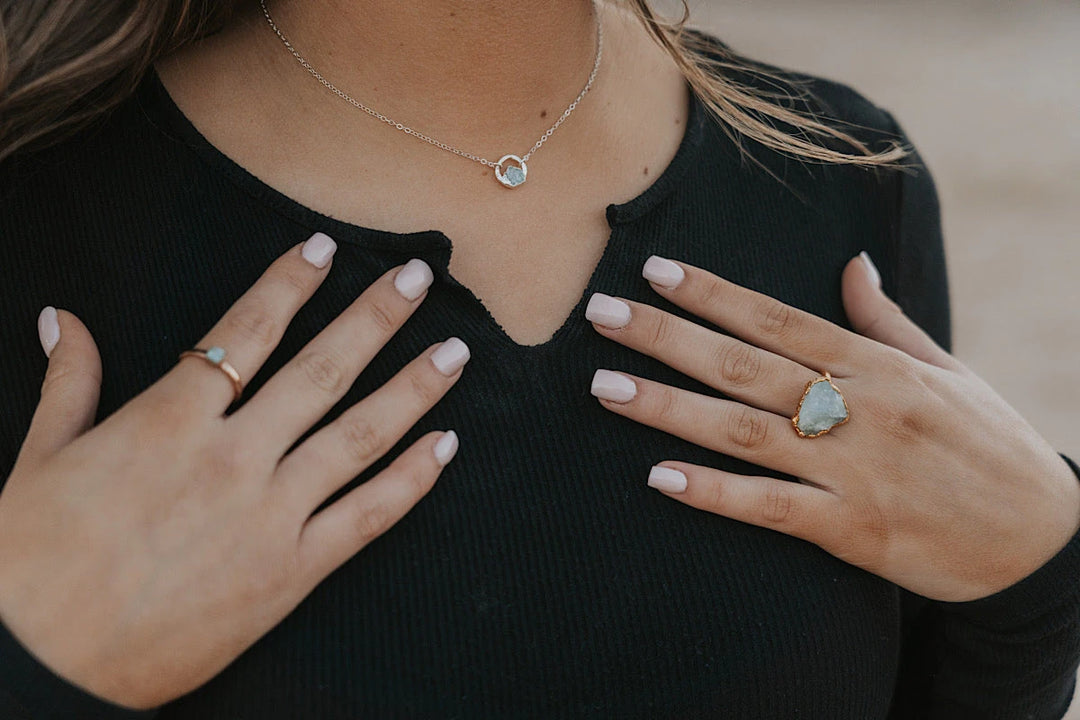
[0,233,468,709]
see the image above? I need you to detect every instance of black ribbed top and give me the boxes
[1,39,1078,720]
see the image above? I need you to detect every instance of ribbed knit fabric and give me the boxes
[1,37,1078,719]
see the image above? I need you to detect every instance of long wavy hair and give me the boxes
[0,0,906,165]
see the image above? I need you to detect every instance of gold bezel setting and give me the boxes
[792,371,850,439]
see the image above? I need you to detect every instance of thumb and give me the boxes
[16,307,103,470]
[842,252,957,370]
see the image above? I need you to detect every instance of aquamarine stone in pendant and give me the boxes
[495,154,528,188]
[793,372,850,438]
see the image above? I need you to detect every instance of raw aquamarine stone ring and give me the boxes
[792,372,850,438]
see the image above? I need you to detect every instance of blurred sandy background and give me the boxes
[686,0,1079,714]
[686,0,1079,463]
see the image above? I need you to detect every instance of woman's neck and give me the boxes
[261,0,602,144]
[155,0,689,344]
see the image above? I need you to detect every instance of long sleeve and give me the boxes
[883,113,1080,719]
[900,455,1080,720]
[0,619,157,720]
[0,53,1073,717]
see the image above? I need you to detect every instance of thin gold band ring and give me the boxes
[178,346,243,404]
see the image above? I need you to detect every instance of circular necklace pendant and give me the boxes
[494,155,528,188]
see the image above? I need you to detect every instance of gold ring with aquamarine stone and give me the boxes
[792,372,850,438]
[178,346,244,404]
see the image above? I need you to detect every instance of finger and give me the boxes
[297,430,458,581]
[234,259,434,450]
[841,252,959,370]
[276,339,469,510]
[640,255,866,375]
[165,233,339,415]
[590,370,826,480]
[15,308,103,471]
[643,461,838,547]
[586,293,819,416]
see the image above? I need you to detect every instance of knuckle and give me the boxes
[704,476,728,511]
[406,368,444,407]
[887,351,923,383]
[339,415,384,465]
[728,405,770,451]
[223,303,280,348]
[296,350,348,395]
[653,386,681,425]
[868,351,911,391]
[402,465,433,499]
[697,277,726,311]
[858,301,905,338]
[828,527,859,566]
[363,297,400,335]
[40,361,84,397]
[271,263,314,297]
[854,502,892,550]
[714,342,762,388]
[350,503,392,546]
[867,357,931,442]
[647,312,675,349]
[141,391,195,432]
[757,301,801,339]
[894,407,929,444]
[830,501,891,570]
[761,484,794,525]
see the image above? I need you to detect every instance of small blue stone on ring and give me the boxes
[205,346,227,365]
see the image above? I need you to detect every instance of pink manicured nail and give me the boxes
[585,293,631,329]
[859,251,881,289]
[642,255,685,289]
[431,337,470,376]
[301,232,337,268]
[591,369,637,403]
[395,258,434,301]
[648,466,688,494]
[37,306,60,358]
[434,430,459,466]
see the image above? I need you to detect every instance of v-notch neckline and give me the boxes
[138,63,706,350]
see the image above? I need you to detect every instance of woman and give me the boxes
[1,0,1078,717]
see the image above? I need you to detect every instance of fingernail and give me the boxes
[859,251,881,289]
[590,369,637,403]
[648,466,688,494]
[434,430,459,466]
[431,337,470,376]
[37,306,60,358]
[395,259,434,301]
[301,232,337,268]
[642,255,685,289]
[585,293,631,329]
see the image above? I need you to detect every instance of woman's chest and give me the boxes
[155,248,900,717]
[0,235,902,719]
[0,132,902,716]
[156,354,902,718]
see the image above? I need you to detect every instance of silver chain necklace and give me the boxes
[259,0,603,189]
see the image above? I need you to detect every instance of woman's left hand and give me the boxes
[586,253,1080,602]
